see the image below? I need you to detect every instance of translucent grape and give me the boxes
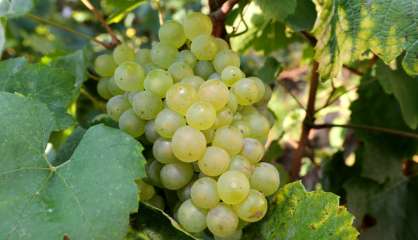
[151,42,178,68]
[232,78,260,105]
[135,48,152,65]
[144,120,159,143]
[154,108,186,138]
[166,83,197,115]
[168,61,194,82]
[206,204,239,237]
[176,49,197,67]
[160,162,194,190]
[172,126,207,162]
[240,138,264,163]
[191,34,218,60]
[177,199,207,233]
[97,78,112,99]
[136,179,155,201]
[114,61,145,91]
[146,194,165,209]
[249,76,266,102]
[217,170,250,204]
[159,20,186,48]
[212,127,244,156]
[182,12,213,40]
[226,93,238,113]
[191,177,219,209]
[214,38,229,51]
[106,95,130,121]
[198,80,229,111]
[181,76,205,90]
[231,120,251,137]
[250,162,280,196]
[113,43,135,64]
[245,113,270,139]
[107,77,125,96]
[232,189,267,222]
[194,61,215,79]
[153,138,179,164]
[132,91,163,120]
[186,101,216,130]
[198,146,230,177]
[94,54,116,77]
[213,108,233,129]
[221,66,245,86]
[118,109,146,137]
[144,69,173,98]
[228,155,253,177]
[213,49,240,73]
[146,160,163,187]
[177,181,194,202]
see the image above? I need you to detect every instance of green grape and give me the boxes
[198,80,229,111]
[217,170,250,204]
[177,199,207,233]
[166,83,198,115]
[232,189,267,222]
[182,12,213,40]
[213,108,233,128]
[94,54,116,77]
[153,138,179,164]
[207,204,239,237]
[221,66,245,86]
[97,78,112,99]
[214,230,242,240]
[168,61,194,82]
[132,91,163,120]
[239,105,258,117]
[136,179,155,201]
[208,72,221,81]
[194,61,215,79]
[213,49,240,73]
[245,113,270,139]
[160,162,194,190]
[146,160,163,187]
[231,120,251,137]
[250,162,280,196]
[144,63,158,74]
[172,126,207,162]
[114,61,145,91]
[144,69,173,98]
[198,146,230,177]
[177,181,194,201]
[202,128,215,144]
[159,20,186,48]
[145,120,159,143]
[106,95,130,121]
[107,77,125,96]
[186,101,216,130]
[212,127,244,156]
[191,177,219,209]
[191,34,218,60]
[154,108,186,138]
[232,78,260,105]
[241,138,264,163]
[135,48,152,65]
[228,155,253,177]
[176,49,197,67]
[113,43,136,64]
[118,109,146,137]
[214,38,229,51]
[226,93,238,113]
[248,76,266,102]
[146,194,165,209]
[151,42,178,68]
[181,76,205,89]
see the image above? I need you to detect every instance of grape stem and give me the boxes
[209,0,240,38]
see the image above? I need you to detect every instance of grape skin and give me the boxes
[118,109,146,137]
[198,146,231,177]
[250,162,280,196]
[171,126,207,162]
[94,54,116,77]
[212,127,244,156]
[166,83,198,115]
[191,177,220,209]
[154,108,186,138]
[206,204,239,237]
[158,20,186,48]
[114,61,145,92]
[152,138,179,164]
[232,189,267,222]
[160,162,194,190]
[217,170,250,205]
[198,80,229,111]
[191,34,218,61]
[144,69,173,98]
[113,43,136,64]
[132,91,163,120]
[106,95,130,121]
[182,12,213,40]
[177,199,207,233]
[186,101,216,130]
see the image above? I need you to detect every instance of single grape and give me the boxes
[176,49,197,67]
[231,120,251,137]
[153,138,179,164]
[221,66,245,86]
[213,38,229,51]
[118,109,146,137]
[213,108,234,129]
[136,179,155,201]
[94,54,116,77]
[214,230,242,240]
[135,48,152,65]
[194,61,215,79]
[212,127,244,156]
[198,146,230,177]
[177,199,207,233]
[144,120,159,143]
[191,34,218,61]
[232,78,260,105]
[249,76,266,102]
[146,194,165,209]
[191,177,219,209]
[217,170,250,204]
[250,162,280,196]
[132,91,163,120]
[228,155,253,177]
[154,108,186,138]
[146,160,163,187]
[172,126,207,162]
[245,113,270,139]
[159,20,186,48]
[168,61,194,82]
[106,95,130,121]
[226,93,238,113]
[151,42,178,68]
[97,78,112,99]
[208,72,221,81]
[113,43,135,64]
[186,101,216,130]
[144,69,173,98]
[181,76,205,90]
[240,138,264,163]
[160,162,194,190]
[114,61,145,91]
[107,77,125,96]
[166,83,198,115]
[198,80,229,111]
[207,204,239,237]
[213,49,240,73]
[177,181,194,201]
[182,12,213,40]
[233,189,267,222]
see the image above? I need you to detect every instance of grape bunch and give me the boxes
[94,12,279,239]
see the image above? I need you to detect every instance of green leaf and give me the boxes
[50,49,89,88]
[0,0,33,17]
[243,181,358,240]
[256,57,281,84]
[254,0,297,21]
[402,41,418,75]
[0,21,4,55]
[0,92,146,240]
[102,0,145,24]
[286,0,317,31]
[312,0,418,79]
[52,127,86,166]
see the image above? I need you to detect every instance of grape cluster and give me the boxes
[94,12,279,239]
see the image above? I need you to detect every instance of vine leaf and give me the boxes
[102,0,146,24]
[312,0,418,79]
[243,181,358,240]
[402,40,418,75]
[255,0,297,21]
[0,0,33,17]
[0,92,146,240]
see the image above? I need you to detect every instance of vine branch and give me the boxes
[209,0,240,38]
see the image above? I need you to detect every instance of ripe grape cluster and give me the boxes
[94,12,279,239]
